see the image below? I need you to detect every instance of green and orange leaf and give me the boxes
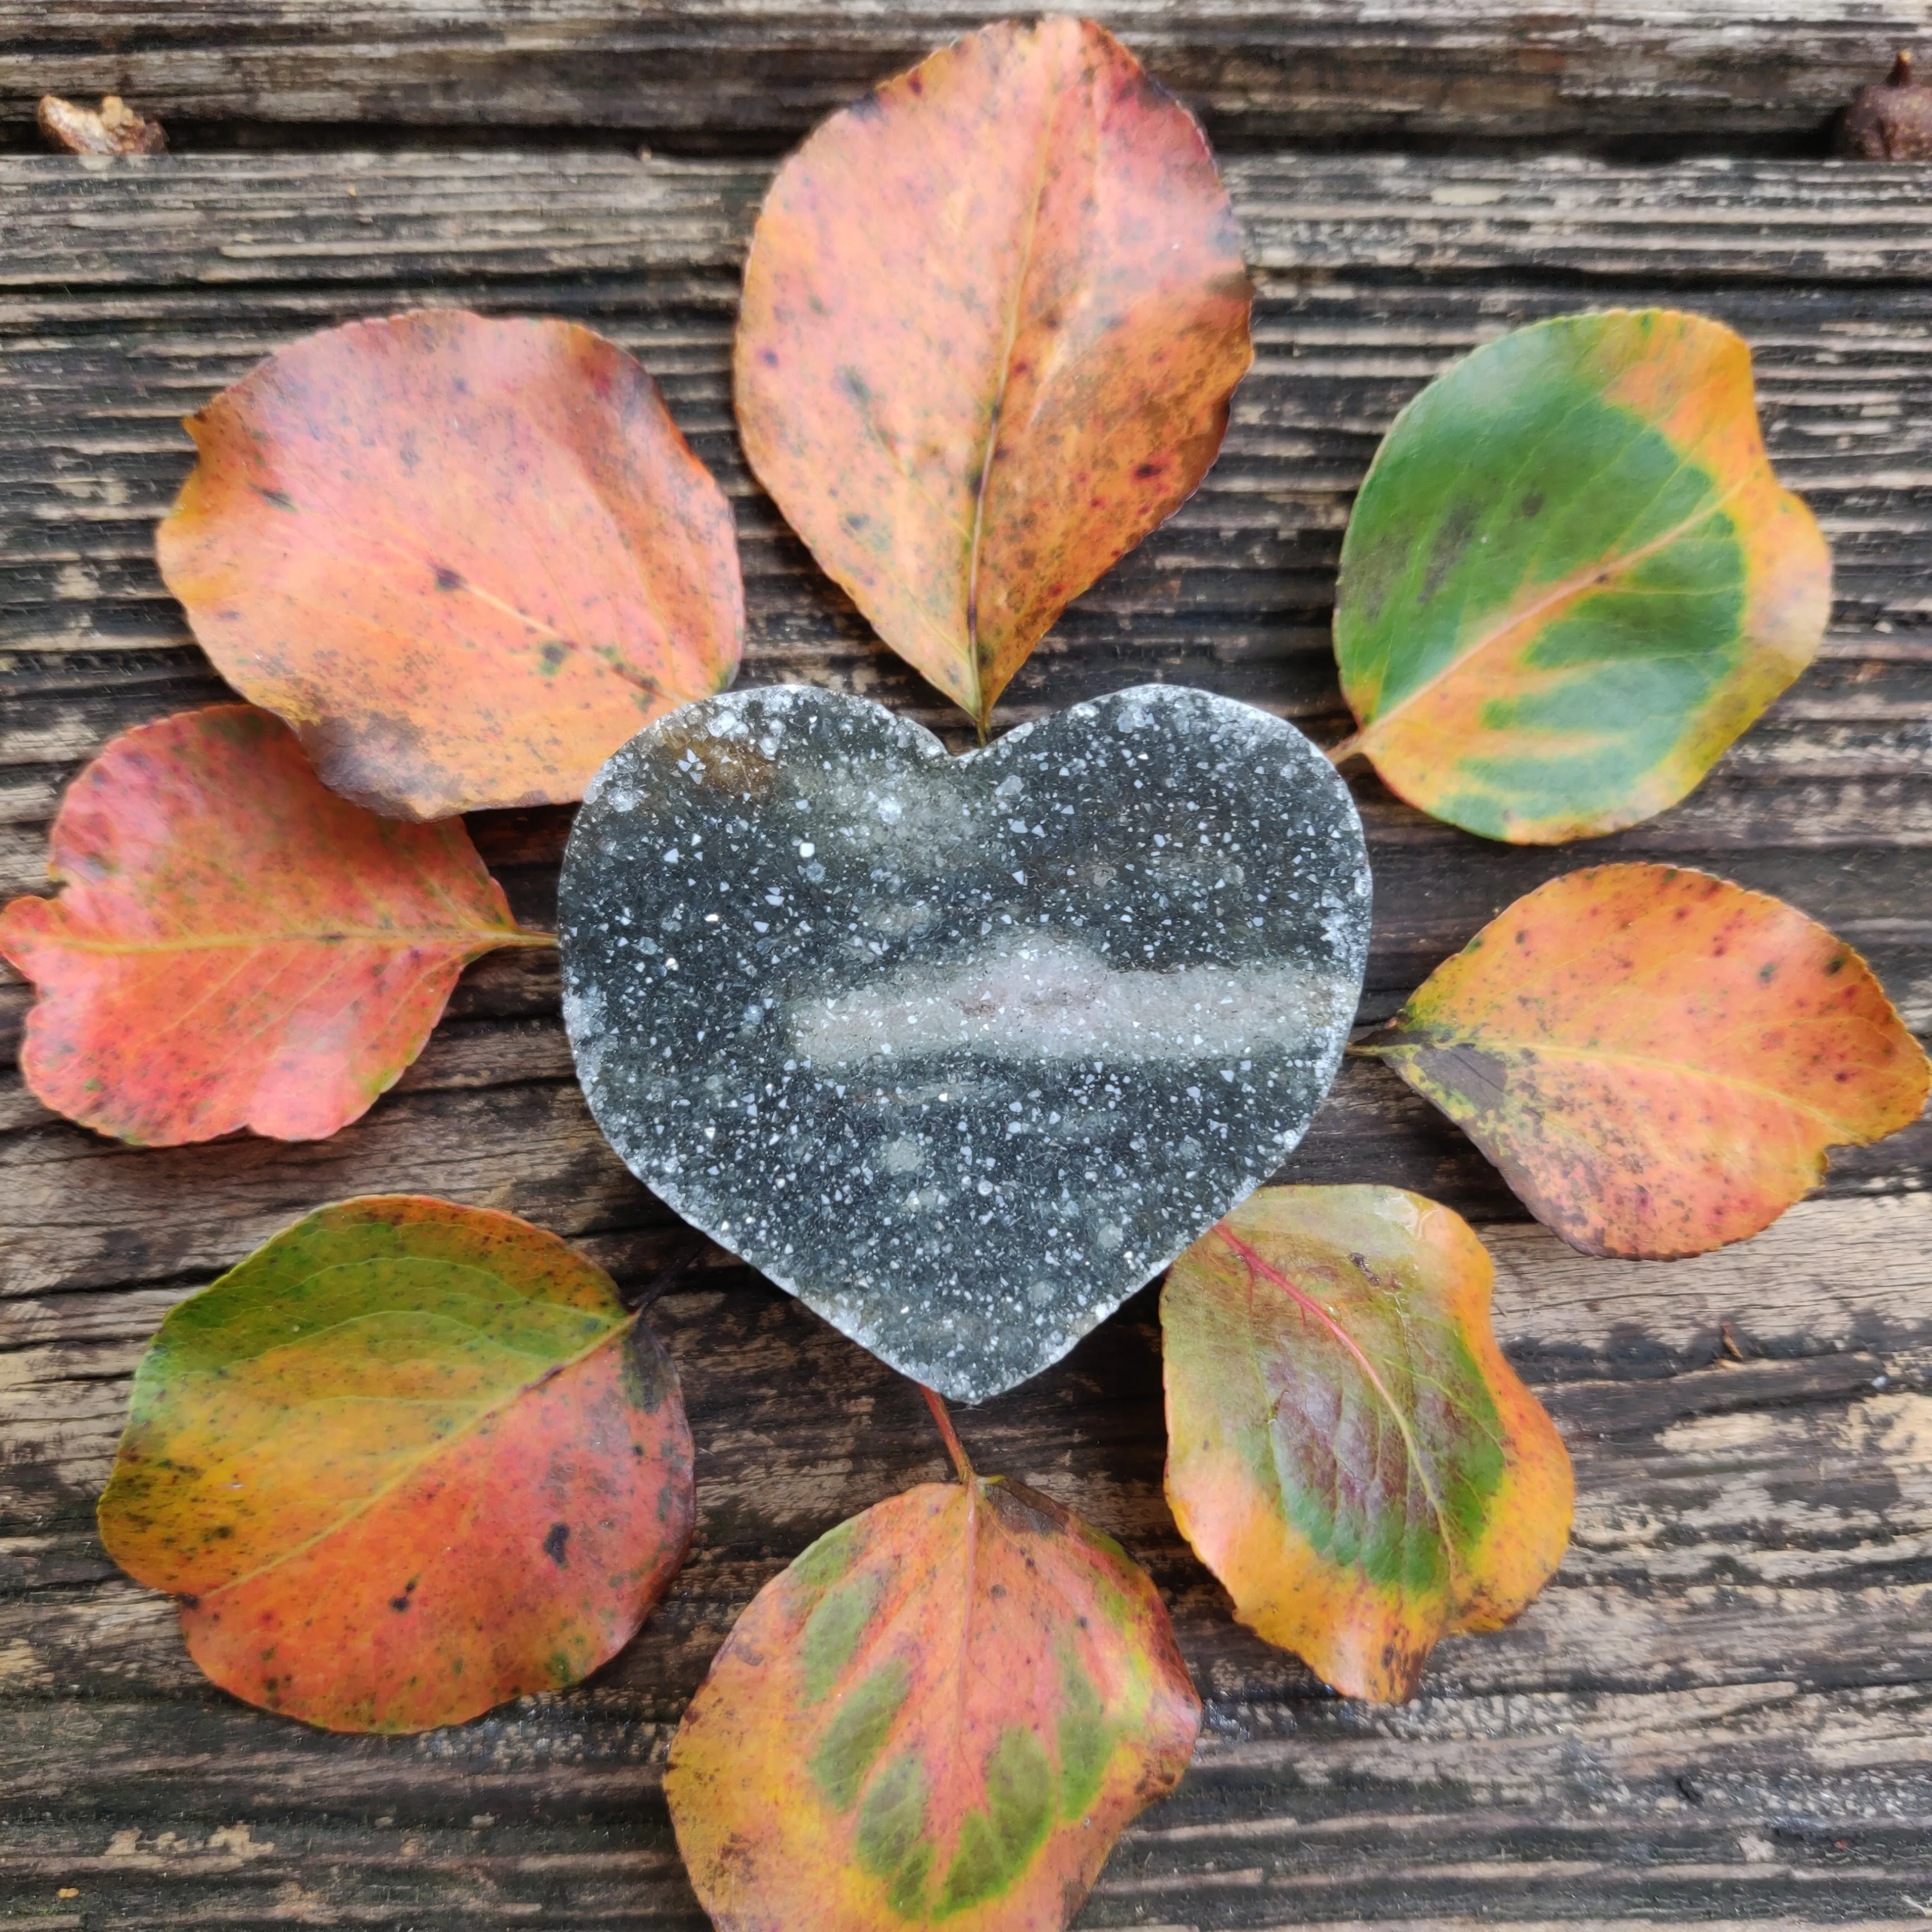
[158,309,743,819]
[1162,1186,1571,1704]
[1360,864,1930,1257]
[98,1196,694,1734]
[0,704,547,1146]
[735,17,1252,731]
[666,1460,1200,1931]
[1332,309,1830,843]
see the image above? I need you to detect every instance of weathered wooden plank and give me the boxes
[11,159,1932,711]
[0,1683,1928,1926]
[10,1658,1931,1932]
[10,1199,1930,1708]
[0,3,1922,151]
[11,1190,1926,1443]
[4,1233,1930,1922]
[23,151,1932,291]
[6,1036,1928,1300]
[5,320,1931,863]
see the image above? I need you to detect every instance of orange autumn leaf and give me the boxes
[0,704,546,1145]
[1361,865,1931,1257]
[1162,1187,1571,1704]
[98,1196,694,1733]
[666,1458,1200,1931]
[736,17,1252,731]
[158,310,743,819]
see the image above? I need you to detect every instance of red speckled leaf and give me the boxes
[666,1458,1200,1930]
[736,17,1252,731]
[1362,865,1931,1257]
[158,309,744,819]
[98,1196,694,1734]
[0,704,546,1145]
[1163,1186,1571,1703]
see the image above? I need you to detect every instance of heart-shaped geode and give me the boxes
[560,684,1370,1400]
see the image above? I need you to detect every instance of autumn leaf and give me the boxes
[665,1413,1200,1931]
[37,92,167,155]
[1162,1186,1571,1703]
[0,704,547,1145]
[735,17,1252,732]
[1332,309,1830,842]
[157,310,744,819]
[97,1196,694,1734]
[1360,865,1931,1257]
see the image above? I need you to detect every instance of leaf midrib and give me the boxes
[1218,1227,1460,1589]
[192,1305,635,1602]
[1343,472,1753,761]
[961,64,1063,727]
[39,926,551,956]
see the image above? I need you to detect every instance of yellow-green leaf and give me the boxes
[666,1470,1200,1930]
[98,1196,694,1734]
[1332,309,1830,842]
[1162,1186,1572,1703]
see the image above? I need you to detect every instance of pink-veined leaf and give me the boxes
[1163,1185,1572,1702]
[0,704,547,1144]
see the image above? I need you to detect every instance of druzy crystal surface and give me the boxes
[560,684,1370,1401]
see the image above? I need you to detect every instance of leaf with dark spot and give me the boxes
[97,1197,694,1734]
[1163,1185,1571,1703]
[1360,865,1931,1257]
[735,18,1251,732]
[158,310,743,819]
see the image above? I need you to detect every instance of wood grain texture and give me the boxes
[6,1200,1931,1925]
[2,148,1930,1928]
[0,2,1925,152]
[25,151,1932,291]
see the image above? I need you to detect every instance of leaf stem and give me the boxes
[627,1233,713,1317]
[505,929,560,948]
[921,1385,976,1486]
[1326,732,1363,767]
